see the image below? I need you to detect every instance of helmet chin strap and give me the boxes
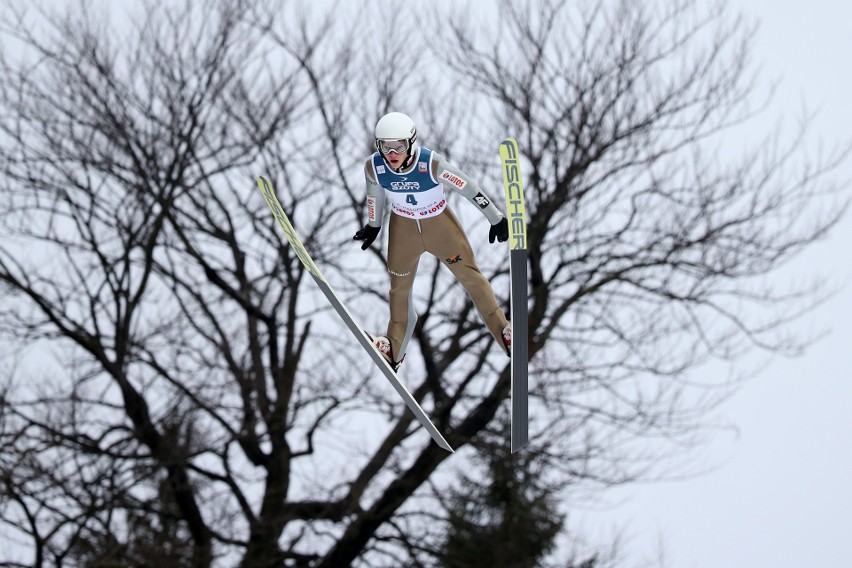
[398,153,415,172]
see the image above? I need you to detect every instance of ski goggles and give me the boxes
[377,138,410,154]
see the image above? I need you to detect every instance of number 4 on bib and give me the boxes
[499,138,529,453]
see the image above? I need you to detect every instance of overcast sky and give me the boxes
[3,1,849,566]
[578,1,852,567]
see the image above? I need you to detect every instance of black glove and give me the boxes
[489,217,509,243]
[353,224,381,250]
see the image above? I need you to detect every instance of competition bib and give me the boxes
[372,148,447,219]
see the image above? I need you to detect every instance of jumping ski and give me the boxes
[499,139,529,452]
[257,176,453,452]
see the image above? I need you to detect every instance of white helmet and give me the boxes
[375,112,418,170]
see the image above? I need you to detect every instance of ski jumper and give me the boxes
[365,146,509,360]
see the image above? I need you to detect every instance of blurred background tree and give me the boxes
[436,417,565,568]
[0,0,847,566]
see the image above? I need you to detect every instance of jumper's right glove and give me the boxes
[353,224,381,250]
[488,217,509,243]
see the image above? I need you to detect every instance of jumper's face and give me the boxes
[378,139,409,170]
[383,150,406,169]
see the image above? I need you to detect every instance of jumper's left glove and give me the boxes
[353,224,381,250]
[489,217,509,243]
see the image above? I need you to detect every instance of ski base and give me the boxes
[257,176,453,452]
[499,139,529,453]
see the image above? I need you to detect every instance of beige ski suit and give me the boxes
[362,146,508,362]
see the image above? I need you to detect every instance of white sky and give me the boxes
[579,1,852,567]
[3,1,850,566]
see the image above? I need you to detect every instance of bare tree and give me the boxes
[0,1,312,566]
[421,1,849,562]
[0,1,848,567]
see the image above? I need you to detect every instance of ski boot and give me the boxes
[370,335,405,373]
[501,323,512,357]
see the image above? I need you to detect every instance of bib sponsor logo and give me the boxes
[393,206,417,217]
[419,199,446,216]
[440,170,467,189]
[419,162,428,172]
[390,181,420,191]
[376,165,385,174]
